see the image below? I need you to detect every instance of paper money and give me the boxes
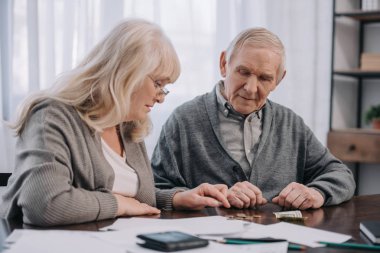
[273,210,305,220]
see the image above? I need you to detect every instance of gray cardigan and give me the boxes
[152,86,355,206]
[0,99,177,226]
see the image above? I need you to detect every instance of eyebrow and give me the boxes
[236,65,275,79]
[261,74,274,80]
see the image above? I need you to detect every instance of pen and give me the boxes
[318,241,380,251]
[221,239,306,251]
[224,237,286,242]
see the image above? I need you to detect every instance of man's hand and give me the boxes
[113,194,161,216]
[272,182,324,210]
[227,181,267,209]
[173,183,230,210]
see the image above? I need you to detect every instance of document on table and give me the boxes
[102,215,249,235]
[3,216,351,252]
[4,229,288,253]
[3,229,125,253]
[239,222,351,248]
[103,215,351,248]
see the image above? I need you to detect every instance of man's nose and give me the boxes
[244,76,258,94]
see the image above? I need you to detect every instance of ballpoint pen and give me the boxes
[221,238,306,251]
[224,237,286,243]
[318,241,380,251]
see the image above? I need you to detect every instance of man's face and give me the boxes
[219,45,284,115]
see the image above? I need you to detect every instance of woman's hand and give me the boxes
[113,194,161,217]
[172,183,231,210]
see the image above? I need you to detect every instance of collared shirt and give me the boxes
[216,81,263,178]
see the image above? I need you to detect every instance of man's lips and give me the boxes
[239,95,257,100]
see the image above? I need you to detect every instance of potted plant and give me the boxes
[365,105,380,129]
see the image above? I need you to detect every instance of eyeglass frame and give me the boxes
[148,75,170,96]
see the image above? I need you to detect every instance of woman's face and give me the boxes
[126,75,170,121]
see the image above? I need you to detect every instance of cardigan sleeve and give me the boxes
[303,126,355,206]
[14,103,118,226]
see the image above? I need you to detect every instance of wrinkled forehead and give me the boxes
[232,45,281,66]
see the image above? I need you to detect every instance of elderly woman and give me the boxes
[0,19,229,226]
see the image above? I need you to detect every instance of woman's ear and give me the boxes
[219,51,227,78]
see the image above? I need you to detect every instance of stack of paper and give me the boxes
[236,222,351,248]
[3,228,288,253]
[3,215,352,252]
[102,216,249,235]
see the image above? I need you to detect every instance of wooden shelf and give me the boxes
[327,129,380,163]
[334,69,380,78]
[335,10,380,22]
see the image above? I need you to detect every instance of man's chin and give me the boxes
[233,105,261,115]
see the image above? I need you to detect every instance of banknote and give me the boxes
[273,210,303,220]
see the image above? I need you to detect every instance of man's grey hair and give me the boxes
[225,27,286,78]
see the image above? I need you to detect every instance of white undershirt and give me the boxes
[101,138,139,197]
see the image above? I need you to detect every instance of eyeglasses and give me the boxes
[148,76,170,96]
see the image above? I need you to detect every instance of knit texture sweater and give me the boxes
[152,85,355,206]
[0,99,177,226]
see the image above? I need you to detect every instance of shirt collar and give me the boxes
[216,80,264,121]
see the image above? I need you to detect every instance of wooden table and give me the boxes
[1,194,379,252]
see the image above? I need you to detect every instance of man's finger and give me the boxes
[284,190,301,208]
[277,184,294,206]
[232,188,251,207]
[214,184,228,196]
[227,194,244,209]
[238,188,257,207]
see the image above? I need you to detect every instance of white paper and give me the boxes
[102,216,249,235]
[3,229,125,253]
[4,228,287,253]
[240,222,351,248]
[93,229,288,253]
[123,241,288,253]
[3,218,351,252]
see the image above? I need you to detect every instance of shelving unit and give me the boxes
[328,0,380,194]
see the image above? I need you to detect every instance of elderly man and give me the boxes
[151,27,355,210]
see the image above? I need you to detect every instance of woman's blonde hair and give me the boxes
[225,27,285,82]
[12,18,180,142]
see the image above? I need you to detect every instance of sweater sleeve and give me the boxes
[19,163,118,226]
[155,187,186,210]
[15,104,118,226]
[303,126,356,206]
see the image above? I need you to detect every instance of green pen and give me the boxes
[223,239,306,251]
[318,241,380,251]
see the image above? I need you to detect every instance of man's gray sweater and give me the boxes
[152,86,355,205]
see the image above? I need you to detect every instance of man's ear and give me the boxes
[219,51,227,78]
[277,70,286,86]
